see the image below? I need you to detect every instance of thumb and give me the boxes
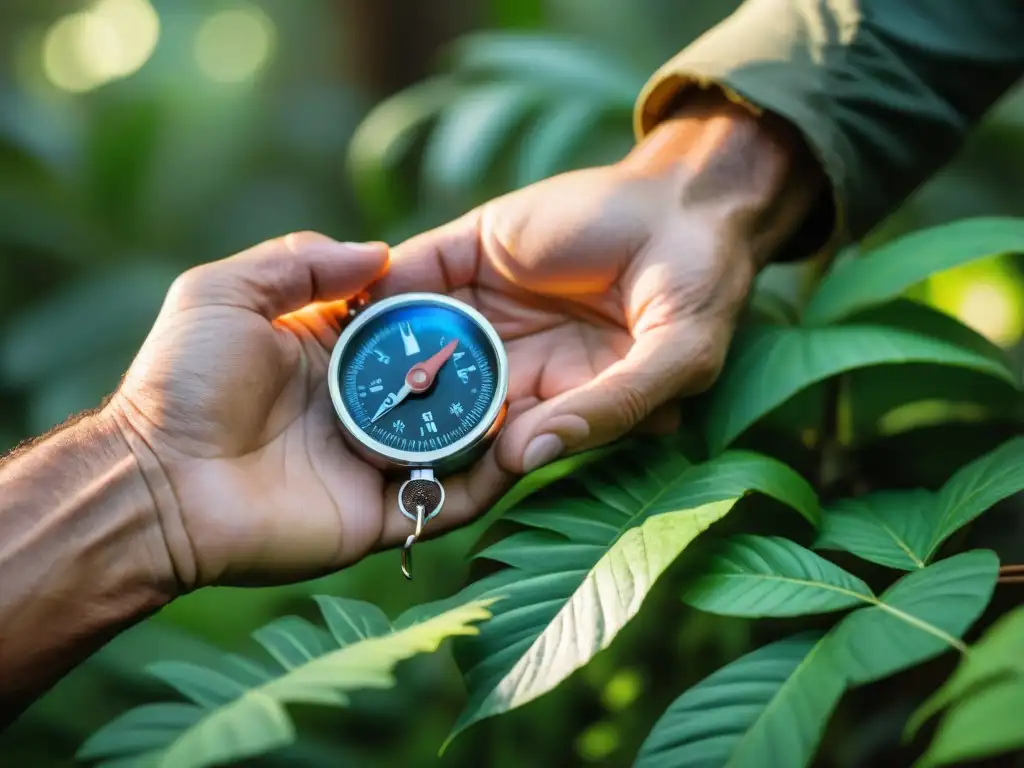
[497,323,728,474]
[167,231,390,318]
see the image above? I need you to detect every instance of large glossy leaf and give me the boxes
[420,82,542,201]
[828,550,998,684]
[636,551,997,768]
[446,444,818,744]
[704,321,1019,453]
[77,598,493,768]
[634,633,844,768]
[682,535,874,617]
[815,437,1024,569]
[803,217,1024,325]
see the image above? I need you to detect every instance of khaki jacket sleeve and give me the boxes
[635,0,1024,259]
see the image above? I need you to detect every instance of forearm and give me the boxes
[0,410,171,727]
[620,89,824,269]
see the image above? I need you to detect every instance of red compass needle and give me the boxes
[406,339,458,393]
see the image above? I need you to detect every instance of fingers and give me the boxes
[497,322,729,473]
[372,209,482,297]
[166,232,390,319]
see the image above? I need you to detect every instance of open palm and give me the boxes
[377,164,755,475]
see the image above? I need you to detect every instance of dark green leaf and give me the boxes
[634,633,844,768]
[145,661,251,709]
[683,535,874,617]
[420,82,542,201]
[803,217,1024,325]
[447,444,817,745]
[816,437,1024,568]
[515,99,605,186]
[77,703,203,761]
[705,322,1018,453]
[251,616,331,671]
[829,551,998,685]
[312,596,391,647]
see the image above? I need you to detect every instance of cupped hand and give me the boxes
[105,233,508,590]
[376,163,760,478]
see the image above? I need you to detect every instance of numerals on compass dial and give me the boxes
[337,302,500,454]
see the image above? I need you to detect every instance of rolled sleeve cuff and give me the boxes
[633,51,849,264]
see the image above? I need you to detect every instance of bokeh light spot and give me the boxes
[195,7,276,83]
[955,281,1022,346]
[41,0,160,93]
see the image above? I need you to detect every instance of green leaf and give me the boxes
[77,599,493,768]
[682,535,874,617]
[487,441,628,519]
[916,677,1024,768]
[145,662,252,709]
[446,443,817,745]
[908,606,1024,738]
[828,550,998,685]
[803,217,1024,325]
[515,99,605,186]
[637,551,997,768]
[447,32,642,104]
[346,77,461,222]
[420,82,542,201]
[76,704,204,761]
[705,322,1019,453]
[311,596,391,646]
[634,633,845,768]
[251,616,332,671]
[816,437,1024,569]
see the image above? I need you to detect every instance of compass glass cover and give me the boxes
[337,300,500,454]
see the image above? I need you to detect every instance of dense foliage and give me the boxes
[2,5,1023,767]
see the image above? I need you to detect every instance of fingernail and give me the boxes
[523,434,565,473]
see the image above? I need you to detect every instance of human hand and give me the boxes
[103,233,508,591]
[376,95,819,477]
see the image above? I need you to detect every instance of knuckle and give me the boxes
[612,380,652,428]
[166,265,210,305]
[280,230,330,254]
[685,335,727,393]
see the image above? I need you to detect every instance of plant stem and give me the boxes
[818,376,843,493]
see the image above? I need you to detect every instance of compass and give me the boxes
[327,293,509,578]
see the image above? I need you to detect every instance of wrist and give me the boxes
[102,398,194,596]
[0,407,175,718]
[76,408,181,605]
[619,88,822,270]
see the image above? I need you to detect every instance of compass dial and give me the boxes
[335,300,501,456]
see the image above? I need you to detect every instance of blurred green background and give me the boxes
[0,1,1022,766]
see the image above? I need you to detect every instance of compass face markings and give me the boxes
[338,303,499,454]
